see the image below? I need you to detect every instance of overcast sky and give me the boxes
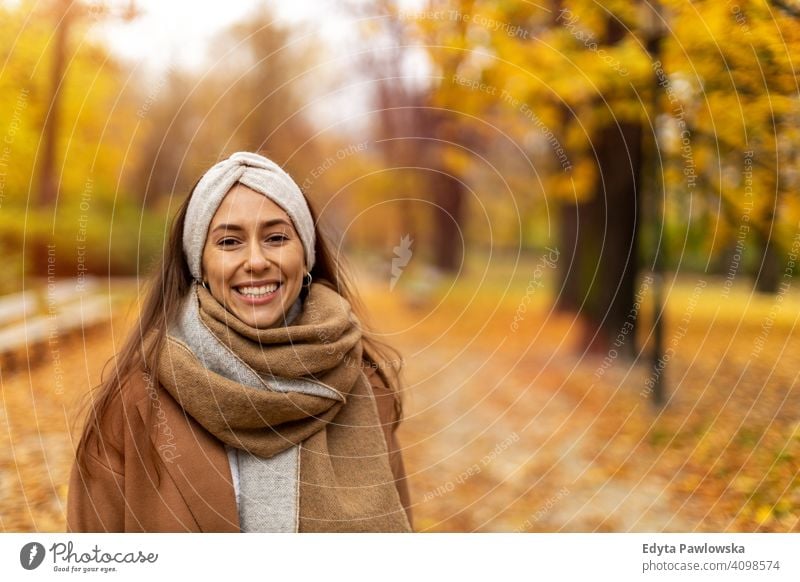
[83,0,382,131]
[94,0,357,74]
[85,0,430,133]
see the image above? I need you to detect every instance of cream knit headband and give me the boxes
[183,151,316,280]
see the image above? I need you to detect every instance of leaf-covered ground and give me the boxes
[361,260,800,533]
[0,310,134,532]
[1,263,798,532]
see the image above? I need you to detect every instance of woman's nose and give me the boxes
[245,243,270,271]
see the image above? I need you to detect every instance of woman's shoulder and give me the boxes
[92,366,155,431]
[111,365,157,408]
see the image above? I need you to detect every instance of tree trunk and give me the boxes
[429,170,466,272]
[557,121,643,355]
[753,213,781,293]
[39,0,71,208]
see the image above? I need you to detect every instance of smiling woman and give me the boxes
[67,152,413,532]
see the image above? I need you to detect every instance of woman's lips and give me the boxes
[232,282,282,305]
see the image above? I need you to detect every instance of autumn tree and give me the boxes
[0,0,147,281]
[395,0,800,355]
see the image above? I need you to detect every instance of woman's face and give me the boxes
[201,183,306,329]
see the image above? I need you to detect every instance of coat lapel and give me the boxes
[135,385,240,532]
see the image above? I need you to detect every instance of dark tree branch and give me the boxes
[769,0,800,18]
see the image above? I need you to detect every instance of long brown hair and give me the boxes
[75,178,406,476]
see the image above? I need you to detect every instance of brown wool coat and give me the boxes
[67,363,413,532]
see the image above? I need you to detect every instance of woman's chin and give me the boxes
[239,312,280,329]
[224,289,299,329]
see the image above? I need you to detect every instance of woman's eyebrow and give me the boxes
[211,218,293,234]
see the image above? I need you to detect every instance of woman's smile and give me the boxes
[232,280,282,304]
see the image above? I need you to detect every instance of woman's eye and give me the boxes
[267,234,289,243]
[218,238,239,247]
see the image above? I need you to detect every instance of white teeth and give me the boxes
[237,283,279,296]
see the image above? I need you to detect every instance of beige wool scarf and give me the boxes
[156,280,411,532]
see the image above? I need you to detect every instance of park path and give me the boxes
[352,263,709,532]
[393,336,704,532]
[360,266,800,533]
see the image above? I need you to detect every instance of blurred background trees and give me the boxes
[1,0,799,347]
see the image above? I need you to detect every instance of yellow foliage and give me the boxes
[0,1,143,206]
